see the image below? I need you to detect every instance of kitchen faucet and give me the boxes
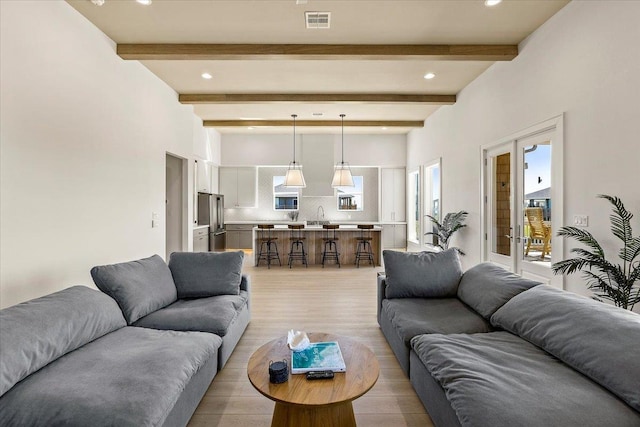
[317,205,325,222]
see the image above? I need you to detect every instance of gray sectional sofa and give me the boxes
[379,249,640,427]
[0,251,250,426]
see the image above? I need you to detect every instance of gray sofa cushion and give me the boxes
[0,286,126,397]
[412,332,640,427]
[169,251,244,298]
[91,254,178,324]
[0,326,221,427]
[133,291,249,336]
[457,262,541,319]
[491,285,640,413]
[383,298,492,345]
[383,249,462,298]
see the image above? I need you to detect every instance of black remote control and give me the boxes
[306,370,334,380]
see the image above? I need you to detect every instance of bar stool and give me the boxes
[287,224,308,268]
[355,224,375,267]
[321,224,340,268]
[257,224,281,269]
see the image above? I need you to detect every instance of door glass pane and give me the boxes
[408,171,420,242]
[493,153,511,256]
[423,161,440,247]
[522,142,552,264]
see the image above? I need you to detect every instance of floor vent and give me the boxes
[305,12,331,29]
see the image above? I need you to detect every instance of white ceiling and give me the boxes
[67,0,569,134]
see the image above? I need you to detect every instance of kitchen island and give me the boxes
[252,224,382,266]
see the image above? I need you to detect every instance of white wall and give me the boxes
[221,133,406,167]
[0,1,207,308]
[407,1,640,301]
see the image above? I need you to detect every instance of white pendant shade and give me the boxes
[284,165,306,188]
[331,165,354,187]
[332,113,354,187]
[285,114,306,188]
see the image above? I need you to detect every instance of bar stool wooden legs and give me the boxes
[322,224,340,268]
[257,224,281,268]
[287,224,307,268]
[355,224,375,267]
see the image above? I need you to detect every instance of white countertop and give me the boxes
[193,225,210,230]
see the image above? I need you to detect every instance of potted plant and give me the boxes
[424,210,468,255]
[552,195,640,310]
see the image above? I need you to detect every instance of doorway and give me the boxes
[166,153,186,260]
[482,115,564,288]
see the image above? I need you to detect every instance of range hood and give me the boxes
[300,135,336,197]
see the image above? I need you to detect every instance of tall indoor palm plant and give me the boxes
[425,210,468,255]
[552,195,640,310]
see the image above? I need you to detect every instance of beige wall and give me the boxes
[0,1,212,308]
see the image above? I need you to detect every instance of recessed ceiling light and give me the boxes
[90,0,105,5]
[382,127,388,130]
[484,0,502,6]
[423,72,436,80]
[136,0,152,5]
[201,72,212,80]
[248,126,255,130]
[312,112,324,117]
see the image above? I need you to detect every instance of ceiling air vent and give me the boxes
[305,12,331,29]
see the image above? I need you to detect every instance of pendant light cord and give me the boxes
[340,114,345,164]
[292,114,297,164]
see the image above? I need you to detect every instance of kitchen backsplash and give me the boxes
[224,166,379,222]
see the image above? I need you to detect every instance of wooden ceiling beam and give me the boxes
[180,93,456,105]
[117,44,517,61]
[203,120,424,128]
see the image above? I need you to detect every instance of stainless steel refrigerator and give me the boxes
[197,192,226,252]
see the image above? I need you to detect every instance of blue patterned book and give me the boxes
[291,341,347,374]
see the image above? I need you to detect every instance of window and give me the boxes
[273,176,299,210]
[336,176,364,211]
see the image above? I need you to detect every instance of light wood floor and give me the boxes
[187,258,433,427]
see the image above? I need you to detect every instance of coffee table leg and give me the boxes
[272,401,357,427]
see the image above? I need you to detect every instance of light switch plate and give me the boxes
[573,215,588,227]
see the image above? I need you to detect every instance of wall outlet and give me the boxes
[573,215,589,227]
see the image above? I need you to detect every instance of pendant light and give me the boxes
[331,114,354,187]
[284,114,306,188]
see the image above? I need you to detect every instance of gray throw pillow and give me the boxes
[169,251,244,298]
[457,262,541,319]
[383,249,462,298]
[91,255,177,324]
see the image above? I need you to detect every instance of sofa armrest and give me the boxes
[240,275,250,293]
[377,274,387,326]
[240,274,250,310]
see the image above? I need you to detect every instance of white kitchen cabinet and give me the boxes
[381,168,406,222]
[196,160,212,193]
[219,167,257,208]
[193,227,209,252]
[382,224,407,249]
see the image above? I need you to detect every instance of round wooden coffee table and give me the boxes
[247,332,379,427]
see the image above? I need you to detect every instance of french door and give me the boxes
[482,116,564,288]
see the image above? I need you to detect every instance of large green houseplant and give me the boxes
[425,210,468,255]
[552,195,640,310]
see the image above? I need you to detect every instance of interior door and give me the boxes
[482,116,564,288]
